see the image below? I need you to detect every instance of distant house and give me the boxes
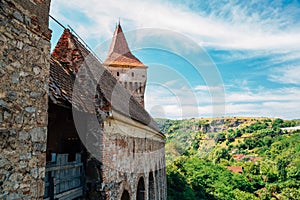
[232,154,246,161]
[226,166,243,173]
[249,156,262,163]
[232,154,261,163]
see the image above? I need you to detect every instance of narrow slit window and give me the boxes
[139,82,142,93]
[135,82,138,92]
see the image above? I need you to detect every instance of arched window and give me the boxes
[117,72,120,76]
[133,140,135,158]
[136,177,145,200]
[124,82,127,89]
[121,190,130,200]
[148,172,155,200]
[132,72,134,77]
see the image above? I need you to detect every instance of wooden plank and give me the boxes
[54,187,83,200]
[45,163,83,172]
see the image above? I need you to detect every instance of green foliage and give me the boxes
[167,156,255,200]
[157,118,300,200]
[208,147,230,164]
[167,161,197,200]
[280,188,300,200]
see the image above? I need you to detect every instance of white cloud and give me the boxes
[269,51,300,65]
[269,65,300,85]
[50,0,300,51]
[49,0,300,119]
[194,85,223,92]
[226,87,300,102]
[145,82,300,119]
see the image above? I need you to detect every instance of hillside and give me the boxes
[156,117,300,200]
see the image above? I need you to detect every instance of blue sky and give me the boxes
[50,0,300,119]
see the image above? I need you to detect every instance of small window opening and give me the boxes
[139,83,142,93]
[135,82,138,92]
[133,140,135,158]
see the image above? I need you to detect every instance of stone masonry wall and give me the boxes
[108,67,147,107]
[0,0,51,199]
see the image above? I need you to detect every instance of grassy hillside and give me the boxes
[157,117,300,200]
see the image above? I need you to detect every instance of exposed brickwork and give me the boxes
[52,29,85,73]
[0,0,51,199]
[97,116,166,200]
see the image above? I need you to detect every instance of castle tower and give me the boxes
[104,23,147,107]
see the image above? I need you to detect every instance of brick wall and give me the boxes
[97,114,166,200]
[0,0,51,199]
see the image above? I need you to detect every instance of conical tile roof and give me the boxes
[104,23,146,68]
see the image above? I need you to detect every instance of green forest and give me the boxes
[156,117,300,200]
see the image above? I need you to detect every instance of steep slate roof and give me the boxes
[49,29,160,133]
[103,23,146,68]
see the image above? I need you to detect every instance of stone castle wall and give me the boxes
[99,112,166,200]
[107,66,147,108]
[0,0,51,199]
[0,1,166,199]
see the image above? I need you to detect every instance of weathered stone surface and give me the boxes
[18,131,29,141]
[3,111,11,120]
[30,168,39,179]
[6,91,17,101]
[12,72,19,83]
[29,91,42,99]
[33,66,41,75]
[0,158,9,168]
[0,1,50,199]
[12,10,23,22]
[20,153,32,160]
[0,99,7,107]
[30,127,46,142]
[25,107,36,113]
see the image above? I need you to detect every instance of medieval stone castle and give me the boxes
[0,0,166,199]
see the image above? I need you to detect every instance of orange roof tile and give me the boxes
[104,23,146,68]
[52,29,85,73]
[226,166,243,173]
[232,154,246,160]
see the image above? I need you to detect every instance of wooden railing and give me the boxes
[44,153,83,200]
